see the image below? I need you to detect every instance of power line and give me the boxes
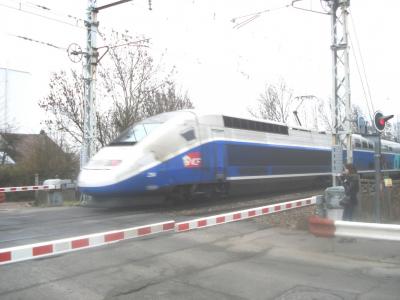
[231,3,291,29]
[25,0,86,25]
[107,38,150,49]
[8,33,67,51]
[0,1,86,29]
[349,12,375,114]
[24,0,136,39]
[291,0,329,15]
[1,0,139,42]
[348,35,373,123]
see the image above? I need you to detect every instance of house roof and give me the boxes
[0,132,61,164]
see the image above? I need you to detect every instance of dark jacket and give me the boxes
[342,174,360,205]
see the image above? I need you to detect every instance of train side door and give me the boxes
[211,128,226,181]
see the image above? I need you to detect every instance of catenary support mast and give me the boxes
[81,0,136,168]
[325,0,352,185]
[81,0,98,168]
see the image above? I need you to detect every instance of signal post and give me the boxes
[371,111,394,223]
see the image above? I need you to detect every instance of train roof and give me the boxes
[185,109,327,135]
[171,110,400,148]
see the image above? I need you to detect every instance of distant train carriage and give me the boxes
[78,110,400,200]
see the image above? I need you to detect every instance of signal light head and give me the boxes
[374,111,394,132]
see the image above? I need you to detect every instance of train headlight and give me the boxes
[105,160,122,167]
[85,159,122,169]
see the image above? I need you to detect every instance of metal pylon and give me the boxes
[326,0,352,185]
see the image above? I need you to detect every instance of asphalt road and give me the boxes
[0,205,174,248]
[1,219,399,300]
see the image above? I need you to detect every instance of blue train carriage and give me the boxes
[199,114,333,195]
[352,135,400,175]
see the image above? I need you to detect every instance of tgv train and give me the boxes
[78,110,400,200]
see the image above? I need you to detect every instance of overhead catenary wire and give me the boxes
[0,0,136,40]
[25,0,86,26]
[348,35,373,124]
[291,0,329,15]
[231,3,292,29]
[0,0,86,29]
[107,38,150,49]
[349,12,375,115]
[8,33,67,51]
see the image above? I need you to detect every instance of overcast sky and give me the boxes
[0,0,399,133]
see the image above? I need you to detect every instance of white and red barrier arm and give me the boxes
[309,216,400,241]
[0,185,60,193]
[176,196,316,232]
[0,220,175,265]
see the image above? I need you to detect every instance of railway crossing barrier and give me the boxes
[309,215,400,241]
[0,180,76,205]
[175,197,315,232]
[0,196,316,265]
[1,191,399,266]
[0,221,175,265]
[0,184,60,193]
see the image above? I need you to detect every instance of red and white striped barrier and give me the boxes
[0,196,317,265]
[0,220,175,265]
[309,216,400,241]
[175,197,316,232]
[0,185,60,193]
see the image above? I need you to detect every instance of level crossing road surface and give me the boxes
[0,205,175,249]
[0,189,321,249]
[1,218,399,300]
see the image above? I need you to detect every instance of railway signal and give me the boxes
[374,111,394,132]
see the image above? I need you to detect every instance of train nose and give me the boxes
[84,159,123,170]
[78,168,118,188]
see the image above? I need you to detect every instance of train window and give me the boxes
[241,119,248,130]
[354,139,361,148]
[223,116,289,135]
[181,129,196,141]
[362,141,368,149]
[249,120,256,130]
[388,146,393,152]
[382,145,389,152]
[368,143,374,150]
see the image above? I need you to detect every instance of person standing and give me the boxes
[340,163,360,221]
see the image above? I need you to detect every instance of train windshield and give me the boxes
[109,111,193,146]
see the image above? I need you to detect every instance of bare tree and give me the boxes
[248,80,294,123]
[40,32,193,150]
[39,70,85,148]
[141,81,193,117]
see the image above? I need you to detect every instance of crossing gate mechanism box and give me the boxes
[325,186,345,220]
[41,179,74,206]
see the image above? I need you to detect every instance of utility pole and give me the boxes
[325,0,352,185]
[374,135,381,222]
[81,0,98,168]
[81,0,141,168]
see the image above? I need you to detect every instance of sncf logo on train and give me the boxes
[182,152,202,168]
